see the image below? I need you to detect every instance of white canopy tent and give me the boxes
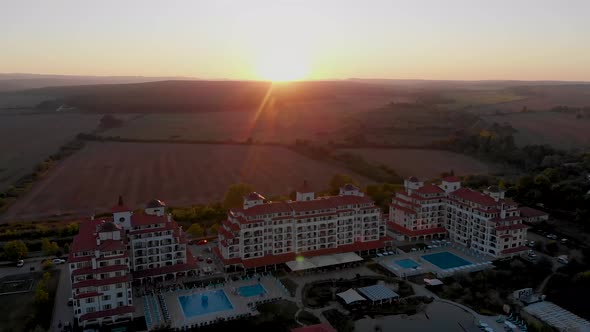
[286,252,363,272]
[336,289,366,305]
[357,284,399,304]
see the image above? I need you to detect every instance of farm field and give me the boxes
[0,113,101,191]
[441,89,527,110]
[483,111,590,148]
[337,148,492,179]
[0,142,372,222]
[100,96,392,144]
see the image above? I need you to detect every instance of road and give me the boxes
[50,263,73,332]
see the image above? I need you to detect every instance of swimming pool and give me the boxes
[395,258,420,269]
[178,290,234,318]
[238,283,266,297]
[422,251,471,269]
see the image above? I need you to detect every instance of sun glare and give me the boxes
[255,49,310,82]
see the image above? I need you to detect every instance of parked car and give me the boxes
[16,259,24,267]
[560,238,568,244]
[52,258,66,264]
[197,239,208,245]
[528,250,537,258]
[206,258,213,264]
[547,234,558,240]
[67,297,74,306]
[557,255,569,264]
[197,256,204,262]
[527,256,536,262]
[527,241,535,247]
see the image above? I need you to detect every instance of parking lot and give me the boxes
[188,239,224,276]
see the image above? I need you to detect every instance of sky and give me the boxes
[1,0,589,81]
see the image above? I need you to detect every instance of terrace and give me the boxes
[151,274,289,330]
[375,242,493,278]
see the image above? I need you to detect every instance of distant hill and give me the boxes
[21,80,398,113]
[0,73,195,92]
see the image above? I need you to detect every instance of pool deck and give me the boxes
[159,275,288,330]
[376,243,493,278]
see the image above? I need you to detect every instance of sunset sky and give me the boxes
[2,0,589,81]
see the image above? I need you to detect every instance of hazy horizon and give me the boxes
[2,0,590,81]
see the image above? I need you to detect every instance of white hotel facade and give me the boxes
[216,183,393,271]
[389,176,540,258]
[68,198,197,327]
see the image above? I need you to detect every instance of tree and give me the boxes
[208,223,219,235]
[3,240,28,261]
[223,183,255,209]
[187,224,204,237]
[328,174,358,195]
[41,238,59,256]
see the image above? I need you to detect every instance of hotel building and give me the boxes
[389,177,541,258]
[68,198,197,327]
[215,183,393,272]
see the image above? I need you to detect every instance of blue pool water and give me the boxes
[238,283,266,297]
[395,258,420,269]
[178,290,234,318]
[422,251,471,269]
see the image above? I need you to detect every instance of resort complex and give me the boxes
[388,177,547,258]
[64,181,565,331]
[215,183,393,272]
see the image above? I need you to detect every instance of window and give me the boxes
[86,298,95,303]
[86,307,96,313]
[119,217,125,222]
[117,292,123,298]
[103,304,112,310]
[116,283,123,288]
[101,285,109,291]
[102,295,111,301]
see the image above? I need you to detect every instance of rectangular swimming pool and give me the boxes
[395,258,420,269]
[178,290,234,318]
[422,251,471,269]
[238,283,266,297]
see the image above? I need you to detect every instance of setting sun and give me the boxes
[255,49,310,82]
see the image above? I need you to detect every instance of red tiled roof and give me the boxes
[415,184,445,195]
[74,291,103,299]
[98,239,126,252]
[79,305,134,321]
[394,196,420,208]
[289,199,338,212]
[245,201,292,216]
[218,226,234,240]
[130,213,167,227]
[408,176,420,183]
[501,246,529,254]
[222,219,240,232]
[73,275,132,289]
[72,264,129,277]
[496,223,528,231]
[450,187,497,206]
[390,203,417,215]
[388,222,447,237]
[244,192,265,201]
[442,176,461,182]
[292,323,337,332]
[519,207,548,218]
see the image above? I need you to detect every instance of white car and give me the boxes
[16,259,24,267]
[52,258,66,264]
